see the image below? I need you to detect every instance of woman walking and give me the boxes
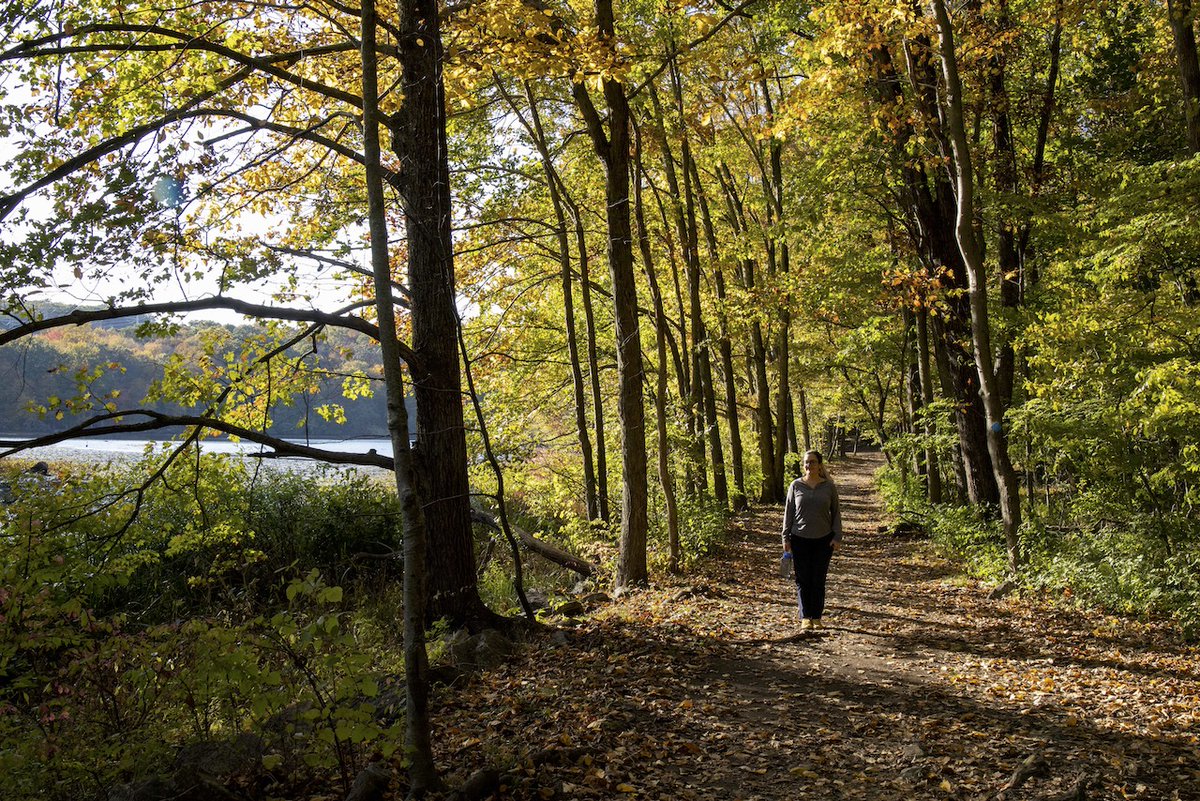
[781,450,843,630]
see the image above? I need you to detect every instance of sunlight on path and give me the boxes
[440,453,1200,801]
[660,452,1200,801]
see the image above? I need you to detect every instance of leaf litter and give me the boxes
[428,454,1200,800]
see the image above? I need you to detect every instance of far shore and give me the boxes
[2,437,394,479]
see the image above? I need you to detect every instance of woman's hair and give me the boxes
[804,450,830,481]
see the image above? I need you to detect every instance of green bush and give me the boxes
[0,453,408,800]
[876,450,1200,637]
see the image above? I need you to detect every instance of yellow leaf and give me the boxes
[616,784,636,793]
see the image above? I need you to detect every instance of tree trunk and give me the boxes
[671,65,729,507]
[798,386,812,452]
[902,307,925,486]
[932,315,969,503]
[633,145,682,573]
[511,82,600,521]
[569,194,611,522]
[750,319,775,501]
[714,162,775,502]
[688,152,735,509]
[390,0,494,627]
[647,82,705,496]
[361,2,436,789]
[764,78,790,504]
[1168,0,1200,153]
[932,0,1023,572]
[573,0,648,588]
[916,307,943,504]
[989,0,1020,410]
[867,30,998,507]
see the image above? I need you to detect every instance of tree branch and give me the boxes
[0,409,396,469]
[0,297,425,375]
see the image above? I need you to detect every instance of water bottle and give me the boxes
[779,551,792,578]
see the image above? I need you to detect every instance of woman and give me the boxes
[781,450,843,630]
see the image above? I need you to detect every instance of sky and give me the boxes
[0,114,364,326]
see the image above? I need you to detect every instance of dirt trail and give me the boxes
[435,453,1200,801]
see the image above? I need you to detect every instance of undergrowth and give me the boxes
[875,462,1200,639]
[0,452,408,800]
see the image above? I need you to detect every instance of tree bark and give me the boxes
[360,1,436,789]
[390,0,496,626]
[514,82,600,520]
[932,0,1023,571]
[798,386,812,453]
[989,0,1020,411]
[634,145,682,573]
[647,82,704,496]
[762,78,789,504]
[688,154,736,509]
[867,28,999,507]
[573,0,649,588]
[1168,0,1200,153]
[707,174,749,508]
[916,307,943,503]
[715,164,775,502]
[568,196,611,522]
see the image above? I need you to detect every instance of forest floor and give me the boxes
[430,453,1200,801]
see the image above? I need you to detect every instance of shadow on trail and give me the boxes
[561,612,1195,801]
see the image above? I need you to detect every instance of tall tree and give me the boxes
[360,0,435,785]
[0,1,496,626]
[571,0,649,587]
[931,0,1024,571]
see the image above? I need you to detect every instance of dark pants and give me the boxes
[789,534,835,620]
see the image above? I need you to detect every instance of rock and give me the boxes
[427,663,468,687]
[901,742,925,760]
[443,628,478,670]
[110,773,244,801]
[571,580,596,595]
[553,600,585,617]
[889,520,927,538]
[989,579,1019,601]
[345,762,391,801]
[450,768,501,801]
[174,733,263,784]
[525,589,549,609]
[580,592,610,606]
[109,776,176,801]
[475,628,515,669]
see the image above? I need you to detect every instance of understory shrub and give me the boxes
[876,459,1200,637]
[0,451,407,800]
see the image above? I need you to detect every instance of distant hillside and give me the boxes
[0,302,154,332]
[0,317,394,439]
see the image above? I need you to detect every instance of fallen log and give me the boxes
[470,508,595,578]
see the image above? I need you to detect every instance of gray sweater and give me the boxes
[780,478,843,543]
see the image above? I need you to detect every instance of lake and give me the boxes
[3,435,398,474]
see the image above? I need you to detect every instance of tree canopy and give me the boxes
[3,0,1199,796]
